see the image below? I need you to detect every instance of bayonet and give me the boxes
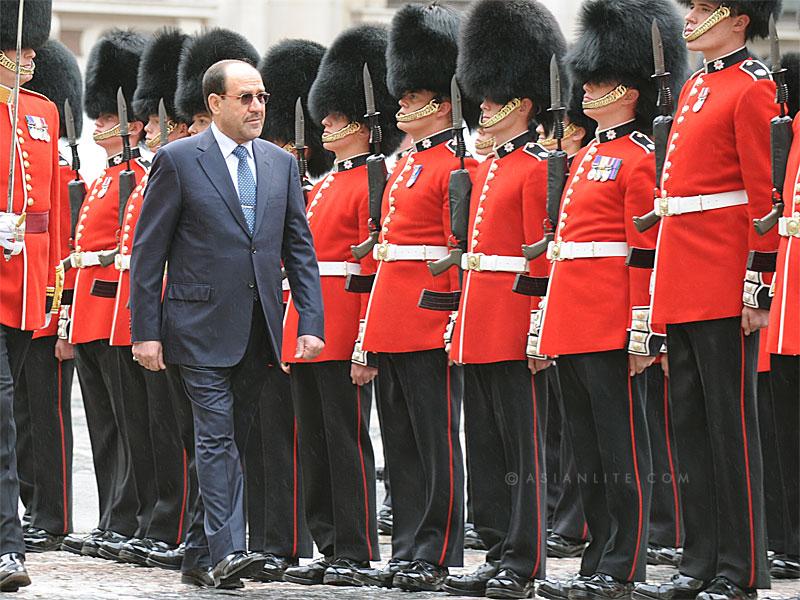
[116,87,135,231]
[294,97,309,187]
[64,99,85,239]
[158,98,169,148]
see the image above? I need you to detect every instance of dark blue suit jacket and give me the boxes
[130,126,323,367]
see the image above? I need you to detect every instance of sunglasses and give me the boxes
[218,92,271,106]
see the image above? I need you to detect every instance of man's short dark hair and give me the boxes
[202,59,247,111]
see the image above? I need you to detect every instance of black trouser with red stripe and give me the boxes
[15,335,74,535]
[558,349,652,582]
[667,317,769,589]
[246,364,312,558]
[290,361,378,561]
[757,371,788,554]
[645,365,682,549]
[74,340,138,536]
[117,351,189,544]
[463,361,548,579]
[377,349,464,566]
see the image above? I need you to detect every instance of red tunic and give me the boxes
[0,87,62,331]
[538,122,658,356]
[282,156,375,362]
[450,132,549,364]
[767,114,800,356]
[362,130,478,353]
[68,156,147,344]
[651,51,780,325]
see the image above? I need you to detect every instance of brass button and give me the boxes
[22,151,29,159]
[25,184,32,191]
[23,161,30,168]
[25,174,30,181]
[27,198,34,206]
[17,136,24,144]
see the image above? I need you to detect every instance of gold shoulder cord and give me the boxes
[684,5,731,41]
[479,98,522,129]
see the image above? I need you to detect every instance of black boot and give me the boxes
[443,560,500,596]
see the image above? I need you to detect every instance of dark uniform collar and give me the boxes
[495,129,537,159]
[595,119,637,143]
[335,153,369,172]
[704,46,749,73]
[413,129,453,153]
[107,147,141,168]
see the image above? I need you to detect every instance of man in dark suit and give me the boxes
[129,58,324,590]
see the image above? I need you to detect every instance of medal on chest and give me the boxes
[587,156,623,182]
[97,176,113,198]
[25,115,51,142]
[407,164,423,188]
[693,87,710,113]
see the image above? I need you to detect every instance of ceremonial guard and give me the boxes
[15,37,82,553]
[0,0,61,590]
[280,25,402,587]
[60,28,149,558]
[442,1,566,597]
[534,1,687,599]
[360,2,477,591]
[638,2,782,599]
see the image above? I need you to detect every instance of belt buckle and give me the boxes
[657,197,671,217]
[549,241,563,261]
[114,253,125,270]
[787,218,800,236]
[72,252,84,269]
[376,242,390,262]
[466,253,482,271]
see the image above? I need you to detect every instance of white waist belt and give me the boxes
[778,216,800,238]
[115,254,131,271]
[318,261,362,276]
[69,251,108,268]
[282,279,290,292]
[655,189,748,217]
[461,253,527,273]
[547,241,629,261]
[373,243,449,262]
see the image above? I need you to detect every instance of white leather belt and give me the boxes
[778,216,800,237]
[547,241,629,261]
[655,189,748,217]
[281,279,290,292]
[461,253,527,273]
[373,243,449,262]
[69,251,105,268]
[318,261,362,276]
[115,254,131,271]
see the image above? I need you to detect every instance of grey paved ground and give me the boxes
[14,380,800,599]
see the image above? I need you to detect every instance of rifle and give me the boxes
[754,15,793,235]
[633,20,674,233]
[513,55,566,297]
[64,98,85,239]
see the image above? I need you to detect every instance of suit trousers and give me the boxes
[377,349,464,566]
[757,371,788,554]
[14,335,73,535]
[291,361,379,561]
[246,364,312,558]
[177,302,270,565]
[645,365,683,549]
[463,361,548,579]
[0,324,32,555]
[74,340,137,536]
[558,349,652,582]
[667,317,769,589]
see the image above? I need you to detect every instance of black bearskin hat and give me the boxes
[133,28,189,123]
[24,39,82,138]
[309,24,404,156]
[567,0,689,132]
[675,1,782,40]
[457,0,567,133]
[259,39,333,178]
[84,28,148,120]
[175,28,259,122]
[1,0,52,51]
[783,52,799,118]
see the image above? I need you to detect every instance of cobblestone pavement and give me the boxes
[14,382,800,599]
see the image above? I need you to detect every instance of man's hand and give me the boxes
[281,362,291,375]
[660,354,669,379]
[351,364,378,387]
[132,341,166,372]
[741,306,769,336]
[54,339,74,362]
[528,357,554,375]
[629,354,656,376]
[295,335,325,360]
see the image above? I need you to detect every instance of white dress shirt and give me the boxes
[210,122,257,195]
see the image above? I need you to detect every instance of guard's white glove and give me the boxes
[0,213,25,256]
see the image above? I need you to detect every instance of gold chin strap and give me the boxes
[479,98,522,130]
[396,98,440,123]
[582,85,628,110]
[475,136,496,151]
[93,123,122,142]
[0,51,33,76]
[539,122,580,148]
[145,121,177,149]
[321,121,361,143]
[684,5,731,41]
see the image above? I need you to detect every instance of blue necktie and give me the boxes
[233,145,256,233]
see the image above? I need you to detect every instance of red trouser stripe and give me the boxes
[626,375,644,581]
[57,363,69,533]
[356,386,374,559]
[530,376,542,578]
[292,417,299,557]
[175,449,188,544]
[438,366,455,565]
[663,373,681,548]
[739,333,756,588]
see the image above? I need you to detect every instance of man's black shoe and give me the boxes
[539,576,591,600]
[695,577,756,600]
[118,538,155,566]
[485,568,535,599]
[181,567,234,588]
[632,573,709,600]
[23,528,65,553]
[570,573,633,600]
[61,532,90,556]
[392,559,449,592]
[770,555,800,579]
[655,547,682,567]
[251,553,298,582]
[81,530,115,557]
[377,505,393,535]
[0,554,30,592]
[465,522,488,550]
[145,542,184,570]
[548,533,587,558]
[373,557,411,588]
[322,557,371,586]
[443,560,500,596]
[211,551,264,589]
[283,556,333,585]
[97,531,131,562]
